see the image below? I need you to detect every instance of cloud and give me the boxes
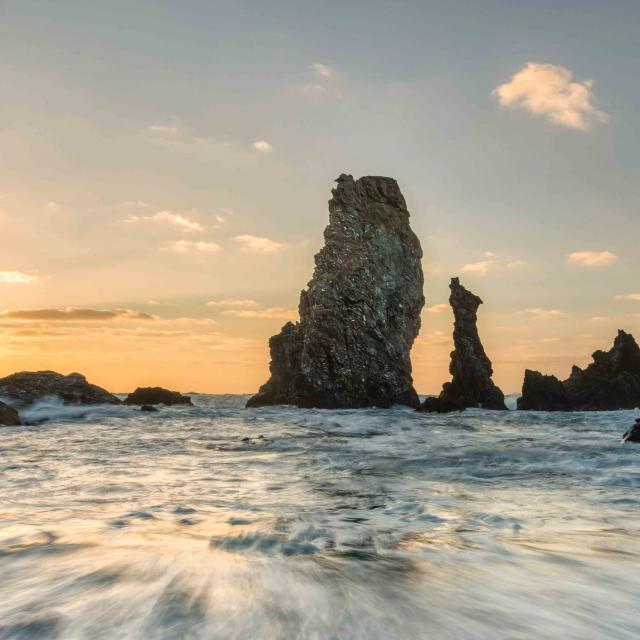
[567,251,618,267]
[424,303,449,314]
[223,308,298,320]
[166,240,222,254]
[206,299,258,308]
[233,234,283,254]
[253,140,273,152]
[614,293,640,301]
[591,316,607,322]
[461,259,497,276]
[493,62,608,130]
[0,271,41,284]
[147,124,178,136]
[507,260,526,269]
[312,63,334,79]
[522,308,564,320]
[0,308,156,321]
[122,210,204,233]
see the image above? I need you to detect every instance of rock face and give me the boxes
[0,371,121,407]
[247,174,425,409]
[518,330,640,411]
[516,370,571,411]
[419,278,506,412]
[0,401,20,426]
[124,387,193,406]
[622,418,640,443]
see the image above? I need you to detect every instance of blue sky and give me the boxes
[0,0,638,393]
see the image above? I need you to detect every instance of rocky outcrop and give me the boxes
[247,173,425,409]
[0,371,121,407]
[419,278,506,412]
[516,370,571,411]
[0,401,20,426]
[124,387,192,406]
[622,418,640,443]
[518,330,640,411]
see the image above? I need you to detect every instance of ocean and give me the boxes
[1,395,639,639]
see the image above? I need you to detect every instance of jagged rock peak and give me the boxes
[419,277,506,412]
[247,173,425,409]
[516,369,571,411]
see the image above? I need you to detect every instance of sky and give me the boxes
[0,0,639,394]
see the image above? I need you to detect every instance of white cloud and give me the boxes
[253,140,273,152]
[522,308,564,320]
[206,299,258,308]
[223,307,298,320]
[614,293,640,301]
[424,303,449,314]
[0,307,155,321]
[122,210,204,233]
[567,251,618,267]
[507,260,526,269]
[591,316,607,322]
[233,234,283,254]
[166,240,222,254]
[493,62,608,130]
[312,63,333,79]
[0,271,41,284]
[461,259,497,276]
[147,124,178,136]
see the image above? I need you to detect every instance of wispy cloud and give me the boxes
[461,258,497,276]
[493,62,608,130]
[614,293,640,301]
[567,251,618,267]
[165,240,222,254]
[0,308,156,321]
[206,299,258,308]
[424,303,449,314]
[253,140,273,152]
[522,308,564,320]
[223,307,298,320]
[122,210,204,233]
[0,271,41,284]
[311,63,334,79]
[233,234,283,253]
[147,124,179,136]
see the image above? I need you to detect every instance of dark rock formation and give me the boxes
[0,401,20,426]
[247,173,425,409]
[124,387,192,406]
[140,404,158,412]
[622,418,640,443]
[516,370,571,411]
[518,330,640,411]
[419,278,506,412]
[0,371,120,407]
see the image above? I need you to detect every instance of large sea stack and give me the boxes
[419,277,506,412]
[518,330,640,411]
[247,174,425,409]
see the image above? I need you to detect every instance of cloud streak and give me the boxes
[0,271,41,284]
[233,234,283,254]
[493,62,608,130]
[567,251,618,267]
[0,308,156,321]
[122,210,204,233]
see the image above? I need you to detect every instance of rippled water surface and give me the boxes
[1,395,639,639]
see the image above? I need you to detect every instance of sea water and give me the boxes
[1,395,639,639]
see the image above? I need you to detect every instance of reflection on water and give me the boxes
[1,395,639,639]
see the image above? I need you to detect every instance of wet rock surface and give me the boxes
[0,370,120,407]
[517,370,571,411]
[247,174,425,409]
[622,418,640,443]
[125,387,193,406]
[419,278,506,412]
[518,330,640,411]
[0,400,20,426]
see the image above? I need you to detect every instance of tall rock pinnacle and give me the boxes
[247,174,425,409]
[419,277,507,412]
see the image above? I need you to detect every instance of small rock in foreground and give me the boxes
[0,401,21,426]
[622,419,640,444]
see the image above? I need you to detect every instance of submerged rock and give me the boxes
[0,401,20,426]
[517,370,571,411]
[124,387,192,406]
[247,174,425,409]
[622,418,640,443]
[518,330,640,411]
[140,404,158,412]
[419,278,506,412]
[0,370,120,408]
